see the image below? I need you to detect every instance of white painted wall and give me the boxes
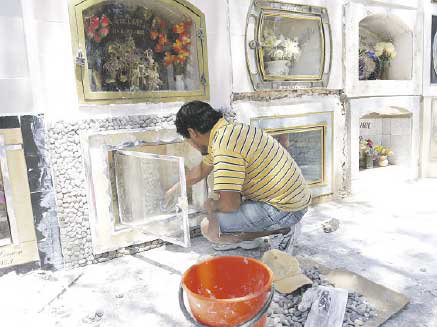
[16,0,232,122]
[0,0,34,115]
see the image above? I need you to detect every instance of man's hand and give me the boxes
[162,183,180,210]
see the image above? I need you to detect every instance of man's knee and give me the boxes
[200,218,220,243]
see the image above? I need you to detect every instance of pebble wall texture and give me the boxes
[46,111,234,269]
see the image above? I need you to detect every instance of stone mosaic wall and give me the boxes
[47,110,233,269]
[47,114,175,268]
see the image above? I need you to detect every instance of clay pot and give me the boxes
[378,155,388,167]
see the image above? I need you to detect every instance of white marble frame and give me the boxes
[348,96,421,181]
[344,2,422,97]
[232,95,345,198]
[0,137,20,246]
[422,4,437,96]
[80,128,206,254]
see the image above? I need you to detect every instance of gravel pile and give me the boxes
[266,267,377,327]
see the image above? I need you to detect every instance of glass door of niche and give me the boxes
[70,0,209,104]
[269,125,326,187]
[113,149,191,247]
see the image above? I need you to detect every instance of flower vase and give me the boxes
[175,75,185,91]
[365,154,374,169]
[264,60,289,76]
[378,155,388,167]
[167,65,175,90]
[379,60,390,80]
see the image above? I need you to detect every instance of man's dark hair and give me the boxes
[175,101,223,138]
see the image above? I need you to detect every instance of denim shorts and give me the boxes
[216,200,308,233]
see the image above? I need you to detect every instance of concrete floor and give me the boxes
[1,177,437,327]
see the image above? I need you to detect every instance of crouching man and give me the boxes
[169,101,311,253]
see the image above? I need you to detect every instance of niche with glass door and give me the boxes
[69,0,209,104]
[245,1,332,90]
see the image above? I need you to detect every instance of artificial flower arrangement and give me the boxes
[83,6,194,92]
[360,138,377,160]
[85,15,110,43]
[262,28,301,63]
[374,144,394,157]
[359,41,396,80]
[149,17,192,76]
[374,42,397,62]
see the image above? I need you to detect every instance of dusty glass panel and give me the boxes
[272,127,324,185]
[109,141,204,230]
[82,0,200,93]
[0,166,11,245]
[114,150,189,245]
[259,13,323,79]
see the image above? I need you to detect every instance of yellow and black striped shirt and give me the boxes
[203,118,311,211]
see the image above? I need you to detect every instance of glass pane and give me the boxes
[0,166,11,245]
[114,150,189,246]
[273,127,324,184]
[109,142,205,230]
[82,0,200,93]
[260,13,323,78]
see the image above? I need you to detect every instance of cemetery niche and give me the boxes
[245,1,332,90]
[69,0,209,104]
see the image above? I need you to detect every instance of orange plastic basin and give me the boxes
[181,256,273,327]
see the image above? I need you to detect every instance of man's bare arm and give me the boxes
[204,191,241,213]
[165,161,212,200]
[185,161,213,187]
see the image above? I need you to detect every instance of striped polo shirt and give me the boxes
[203,118,311,211]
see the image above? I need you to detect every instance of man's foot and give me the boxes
[268,222,301,254]
[212,238,265,251]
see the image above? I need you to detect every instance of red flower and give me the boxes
[179,32,191,46]
[172,23,185,34]
[150,31,159,40]
[99,27,109,37]
[154,43,164,53]
[100,15,110,27]
[89,16,100,32]
[163,52,176,66]
[172,39,184,53]
[158,33,168,46]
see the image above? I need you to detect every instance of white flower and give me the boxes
[281,38,301,61]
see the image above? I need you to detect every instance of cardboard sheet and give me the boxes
[298,257,409,327]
